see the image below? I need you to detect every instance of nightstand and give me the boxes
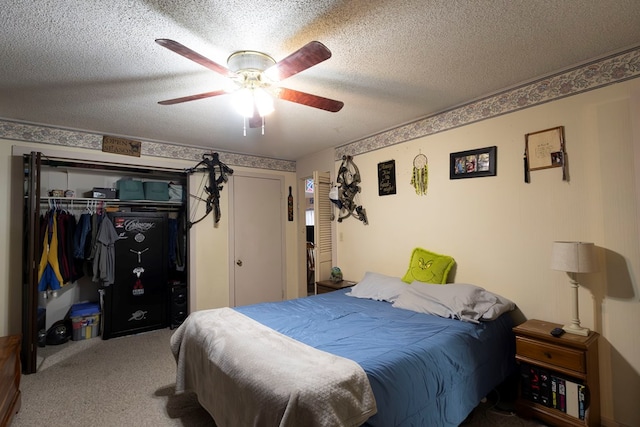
[315,280,356,294]
[513,319,600,427]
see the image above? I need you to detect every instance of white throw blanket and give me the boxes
[170,308,377,427]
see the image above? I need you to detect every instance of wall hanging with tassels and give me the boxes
[411,152,428,195]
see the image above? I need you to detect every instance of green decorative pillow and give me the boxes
[401,247,455,284]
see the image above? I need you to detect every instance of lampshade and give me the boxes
[550,241,598,273]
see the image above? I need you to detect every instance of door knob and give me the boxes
[236,260,243,266]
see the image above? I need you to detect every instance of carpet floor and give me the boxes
[13,327,546,426]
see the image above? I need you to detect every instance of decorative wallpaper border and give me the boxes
[2,46,639,169]
[336,45,640,160]
[0,121,296,172]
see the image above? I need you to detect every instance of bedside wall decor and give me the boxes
[287,186,293,221]
[411,153,428,195]
[449,146,497,179]
[377,160,396,196]
[524,126,568,183]
[336,155,368,224]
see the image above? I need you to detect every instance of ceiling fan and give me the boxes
[155,38,344,131]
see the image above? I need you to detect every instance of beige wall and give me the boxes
[323,79,639,426]
[0,142,298,333]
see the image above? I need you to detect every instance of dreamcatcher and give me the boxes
[335,155,368,224]
[411,152,428,195]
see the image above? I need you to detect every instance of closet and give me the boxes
[21,152,188,374]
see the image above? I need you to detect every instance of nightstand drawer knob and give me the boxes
[544,351,552,359]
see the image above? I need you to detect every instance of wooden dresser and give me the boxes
[0,335,21,427]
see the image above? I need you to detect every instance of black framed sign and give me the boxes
[450,146,497,179]
[378,160,396,195]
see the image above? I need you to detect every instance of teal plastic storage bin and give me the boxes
[143,181,169,201]
[117,179,145,200]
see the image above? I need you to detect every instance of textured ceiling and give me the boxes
[1,1,640,161]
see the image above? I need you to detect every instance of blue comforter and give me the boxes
[235,289,515,427]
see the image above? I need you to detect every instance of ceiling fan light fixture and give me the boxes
[254,88,274,116]
[231,87,274,118]
[226,51,276,119]
[232,88,255,117]
[227,51,275,73]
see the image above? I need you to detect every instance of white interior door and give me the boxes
[230,173,284,306]
[313,171,332,292]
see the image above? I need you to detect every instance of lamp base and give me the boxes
[563,324,590,336]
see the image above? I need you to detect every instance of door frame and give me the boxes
[298,176,310,297]
[22,152,41,374]
[227,171,286,307]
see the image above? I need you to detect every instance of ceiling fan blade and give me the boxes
[276,88,344,112]
[158,90,227,105]
[265,41,332,81]
[156,39,235,77]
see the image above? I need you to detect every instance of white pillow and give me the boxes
[480,292,515,320]
[346,272,408,302]
[392,282,515,323]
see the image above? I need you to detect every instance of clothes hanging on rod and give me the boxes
[168,211,186,271]
[37,208,85,291]
[37,211,64,291]
[36,201,109,293]
[92,214,119,286]
[56,209,80,283]
[37,198,186,289]
[74,212,92,259]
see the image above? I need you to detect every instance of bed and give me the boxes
[170,273,517,427]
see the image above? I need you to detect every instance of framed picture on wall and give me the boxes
[525,126,565,171]
[377,160,396,196]
[449,146,497,179]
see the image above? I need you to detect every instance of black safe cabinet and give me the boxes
[102,212,168,339]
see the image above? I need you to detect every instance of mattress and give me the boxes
[235,288,516,426]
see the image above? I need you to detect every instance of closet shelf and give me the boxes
[37,196,183,206]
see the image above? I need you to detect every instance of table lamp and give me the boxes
[550,241,598,336]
